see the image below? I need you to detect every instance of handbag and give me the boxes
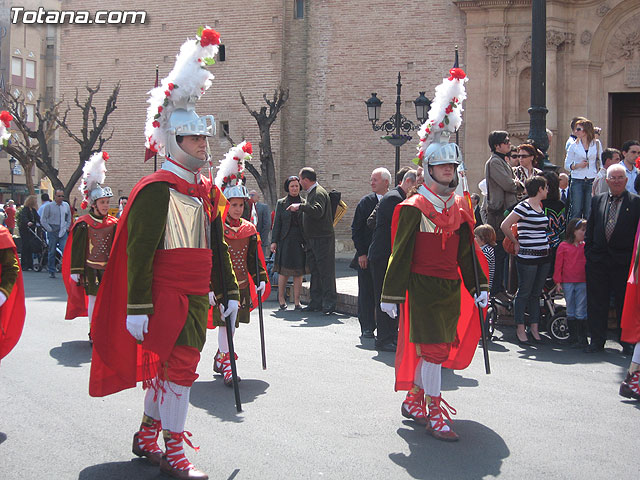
[502,223,519,255]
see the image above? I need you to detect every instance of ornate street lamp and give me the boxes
[364,73,430,181]
[8,156,16,200]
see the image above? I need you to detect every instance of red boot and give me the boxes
[426,395,459,442]
[218,351,240,387]
[213,350,222,374]
[401,386,427,425]
[619,370,640,401]
[132,414,163,465]
[160,430,208,479]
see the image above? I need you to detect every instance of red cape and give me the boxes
[89,169,214,397]
[62,214,118,320]
[0,226,26,362]
[207,218,271,328]
[621,217,640,344]
[392,194,489,391]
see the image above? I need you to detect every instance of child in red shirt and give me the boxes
[554,218,587,347]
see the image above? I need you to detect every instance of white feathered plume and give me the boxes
[79,151,109,209]
[0,110,13,146]
[415,68,468,164]
[215,141,253,190]
[144,27,221,156]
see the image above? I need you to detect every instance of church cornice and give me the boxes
[455,0,531,10]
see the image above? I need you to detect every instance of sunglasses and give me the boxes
[287,176,300,181]
[575,127,584,132]
[511,154,533,159]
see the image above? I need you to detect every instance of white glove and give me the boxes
[70,273,80,283]
[126,314,149,342]
[0,291,6,307]
[380,302,398,319]
[208,291,217,306]
[221,299,239,319]
[256,281,266,295]
[474,291,489,309]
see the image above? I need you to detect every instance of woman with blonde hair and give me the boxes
[564,117,601,219]
[17,195,40,271]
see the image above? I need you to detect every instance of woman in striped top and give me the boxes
[501,176,551,346]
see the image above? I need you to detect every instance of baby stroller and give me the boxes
[29,227,62,273]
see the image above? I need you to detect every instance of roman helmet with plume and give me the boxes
[144,27,221,172]
[79,151,113,210]
[414,67,468,196]
[215,141,253,200]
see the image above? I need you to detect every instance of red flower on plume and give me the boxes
[448,68,466,81]
[165,90,171,96]
[418,150,424,160]
[200,29,221,47]
[425,128,431,134]
[168,83,174,90]
[445,105,453,114]
[102,152,109,161]
[242,142,253,155]
[152,120,160,128]
[0,110,13,128]
[438,122,445,128]
[81,200,88,210]
[158,106,163,113]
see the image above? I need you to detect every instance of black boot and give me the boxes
[572,320,588,349]
[566,317,577,347]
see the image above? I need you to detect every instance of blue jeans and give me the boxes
[568,178,593,220]
[514,261,551,325]
[47,231,67,274]
[562,282,587,320]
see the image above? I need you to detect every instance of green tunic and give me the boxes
[125,182,239,350]
[381,205,488,345]
[70,217,108,296]
[0,248,19,299]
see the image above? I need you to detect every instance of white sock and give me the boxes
[87,295,96,326]
[413,359,424,389]
[632,343,640,365]
[218,325,236,354]
[143,379,160,420]
[421,360,448,432]
[158,381,190,433]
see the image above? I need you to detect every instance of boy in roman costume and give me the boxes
[0,110,26,365]
[211,142,269,386]
[89,27,238,480]
[62,151,117,342]
[380,67,489,441]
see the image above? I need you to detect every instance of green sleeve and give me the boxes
[211,214,240,302]
[0,248,19,298]
[299,190,327,219]
[381,206,421,303]
[70,222,88,274]
[126,183,169,315]
[457,222,489,296]
[247,234,268,285]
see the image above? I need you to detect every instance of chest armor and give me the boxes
[226,236,250,287]
[164,188,210,249]
[86,223,116,269]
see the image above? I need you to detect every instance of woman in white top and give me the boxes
[564,118,601,220]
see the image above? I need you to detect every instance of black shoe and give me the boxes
[517,335,533,347]
[323,307,336,315]
[530,335,544,345]
[294,305,302,311]
[49,272,56,278]
[361,329,375,339]
[301,305,321,312]
[584,343,605,353]
[279,303,288,310]
[621,344,634,356]
[375,341,397,352]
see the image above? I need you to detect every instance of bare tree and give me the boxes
[0,90,63,195]
[239,87,289,207]
[56,81,120,200]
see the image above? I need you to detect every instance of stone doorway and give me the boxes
[609,93,640,149]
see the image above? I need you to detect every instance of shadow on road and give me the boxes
[0,432,6,445]
[49,340,92,367]
[389,420,509,479]
[442,369,479,391]
[78,459,164,480]
[190,379,269,423]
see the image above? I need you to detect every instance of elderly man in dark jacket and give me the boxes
[367,167,417,350]
[351,167,391,339]
[287,167,337,314]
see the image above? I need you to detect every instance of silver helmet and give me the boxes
[422,131,461,196]
[165,100,215,172]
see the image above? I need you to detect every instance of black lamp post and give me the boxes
[365,72,430,181]
[8,156,16,200]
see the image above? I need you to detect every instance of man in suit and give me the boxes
[287,167,337,314]
[351,167,390,339]
[249,190,272,257]
[559,173,569,205]
[368,168,417,350]
[585,163,640,353]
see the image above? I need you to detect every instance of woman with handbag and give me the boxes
[564,117,601,220]
[17,195,40,271]
[270,175,308,310]
[501,176,551,346]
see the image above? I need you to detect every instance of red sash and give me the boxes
[62,214,118,320]
[391,194,488,391]
[0,226,26,362]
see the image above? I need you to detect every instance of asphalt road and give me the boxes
[1,271,638,480]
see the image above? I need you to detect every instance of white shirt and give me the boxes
[306,182,318,193]
[620,160,638,194]
[564,139,601,180]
